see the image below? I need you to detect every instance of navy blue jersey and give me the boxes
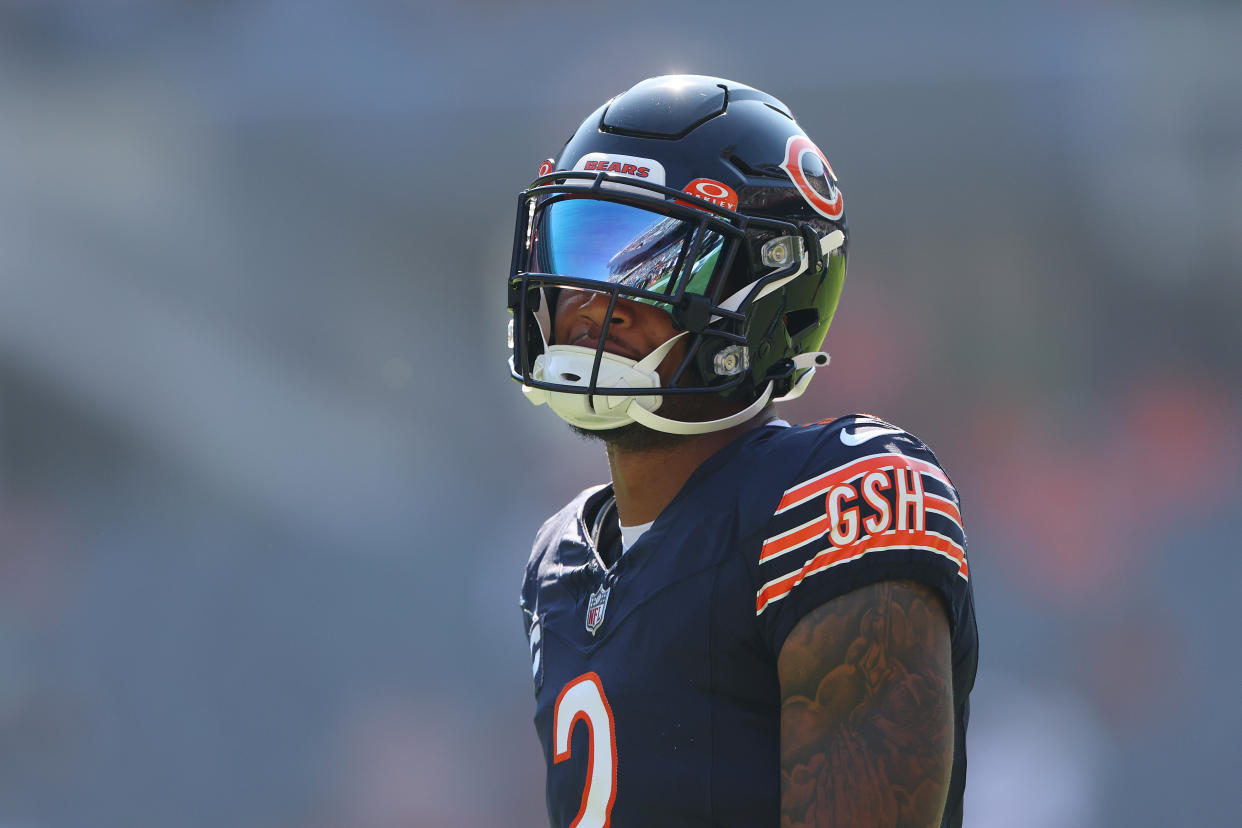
[520,415,978,827]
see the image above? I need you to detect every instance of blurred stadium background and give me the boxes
[0,1,1239,826]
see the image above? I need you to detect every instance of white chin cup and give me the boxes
[520,332,831,436]
[521,333,687,431]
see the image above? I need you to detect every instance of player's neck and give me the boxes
[605,417,769,527]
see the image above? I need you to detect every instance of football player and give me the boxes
[508,75,978,828]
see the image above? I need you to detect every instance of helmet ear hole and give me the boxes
[784,308,820,340]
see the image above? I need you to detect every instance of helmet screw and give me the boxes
[712,345,750,377]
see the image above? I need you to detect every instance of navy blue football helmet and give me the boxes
[508,75,848,434]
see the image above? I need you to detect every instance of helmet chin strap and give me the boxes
[627,381,774,435]
[522,326,829,435]
[628,351,828,434]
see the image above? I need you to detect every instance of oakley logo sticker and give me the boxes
[678,178,739,212]
[779,135,843,220]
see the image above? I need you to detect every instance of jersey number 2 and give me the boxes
[553,672,617,828]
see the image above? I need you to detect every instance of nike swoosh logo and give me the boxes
[840,424,905,446]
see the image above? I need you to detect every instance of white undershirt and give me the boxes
[617,418,792,551]
[619,520,654,553]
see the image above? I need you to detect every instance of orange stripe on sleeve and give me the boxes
[924,492,963,530]
[759,515,830,563]
[776,454,952,513]
[755,528,967,615]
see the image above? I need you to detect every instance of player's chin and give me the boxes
[567,420,684,452]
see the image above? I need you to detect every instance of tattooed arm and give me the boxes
[777,580,954,828]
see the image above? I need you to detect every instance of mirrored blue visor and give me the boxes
[533,198,724,298]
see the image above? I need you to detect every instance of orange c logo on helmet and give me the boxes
[779,135,843,220]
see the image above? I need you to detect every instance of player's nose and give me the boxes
[578,290,635,328]
[560,289,636,334]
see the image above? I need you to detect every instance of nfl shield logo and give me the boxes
[585,584,610,636]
